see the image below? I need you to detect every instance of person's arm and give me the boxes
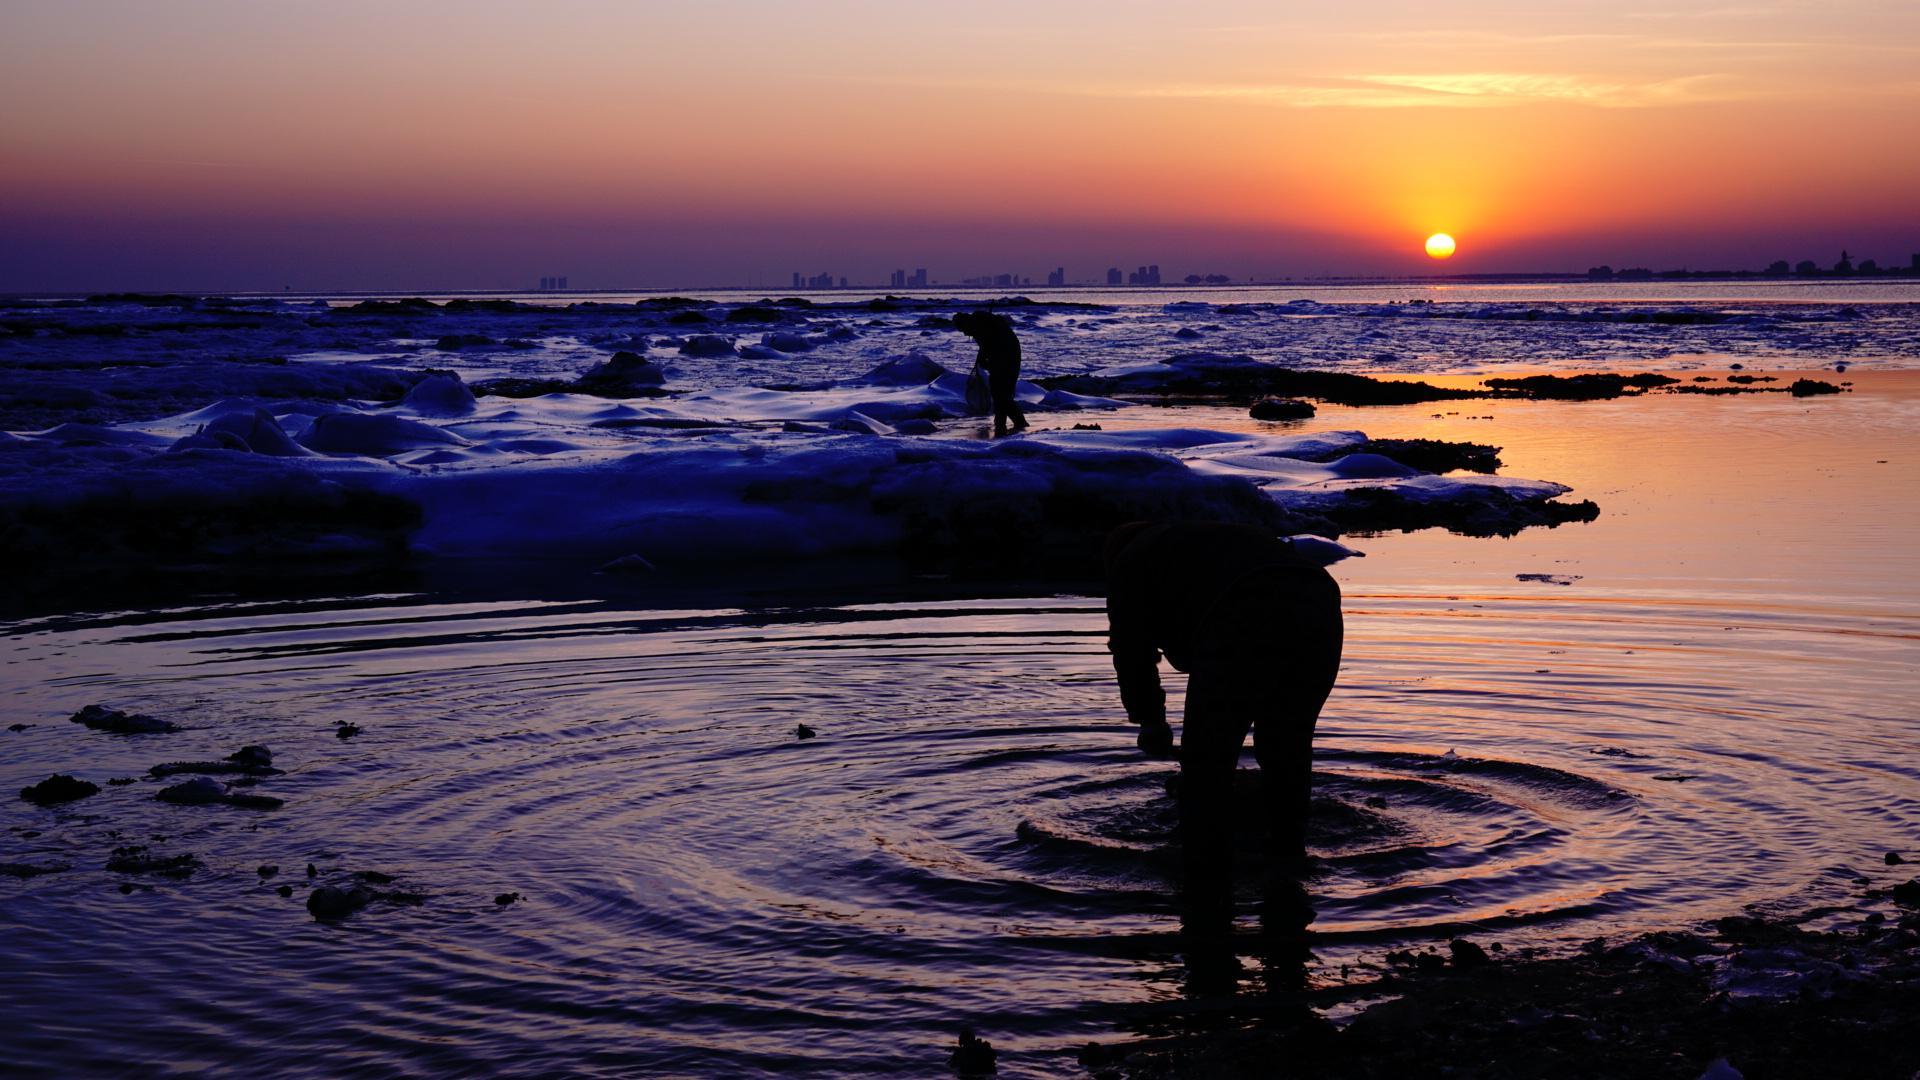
[1107,578,1174,756]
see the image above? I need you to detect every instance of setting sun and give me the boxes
[1425,233,1457,259]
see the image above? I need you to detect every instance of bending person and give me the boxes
[1104,521,1344,881]
[953,310,1028,437]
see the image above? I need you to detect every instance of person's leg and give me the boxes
[1249,578,1343,862]
[989,368,1025,434]
[1179,672,1255,885]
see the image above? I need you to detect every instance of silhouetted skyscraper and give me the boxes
[1107,267,1123,285]
[1047,267,1065,287]
[911,268,928,287]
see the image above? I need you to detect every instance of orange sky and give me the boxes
[2,0,1916,289]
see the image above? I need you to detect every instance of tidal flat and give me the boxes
[3,285,1916,1076]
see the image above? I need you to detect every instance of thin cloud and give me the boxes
[1107,72,1750,109]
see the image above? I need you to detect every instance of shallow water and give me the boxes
[4,379,1915,1076]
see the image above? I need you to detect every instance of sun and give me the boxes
[1425,233,1457,259]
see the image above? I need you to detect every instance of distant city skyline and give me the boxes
[2,2,1916,292]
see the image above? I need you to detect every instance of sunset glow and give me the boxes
[1425,234,1457,259]
[1,0,1916,289]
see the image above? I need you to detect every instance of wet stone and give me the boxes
[334,722,362,740]
[494,892,522,906]
[1451,938,1493,968]
[0,861,71,879]
[795,723,816,740]
[105,846,200,878]
[155,776,284,810]
[306,885,374,921]
[949,1027,997,1076]
[69,704,178,734]
[1249,398,1315,421]
[20,773,100,805]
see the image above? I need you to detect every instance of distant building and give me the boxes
[1106,267,1123,285]
[1046,267,1065,287]
[1834,250,1854,275]
[1796,260,1819,275]
[793,272,803,289]
[539,277,550,290]
[558,276,567,290]
[1766,260,1790,275]
[910,268,928,287]
[1587,265,1614,281]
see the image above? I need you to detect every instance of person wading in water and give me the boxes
[1104,521,1346,886]
[953,310,1028,437]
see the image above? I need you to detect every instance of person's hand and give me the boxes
[1136,719,1175,759]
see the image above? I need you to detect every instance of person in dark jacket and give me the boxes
[1104,521,1344,880]
[953,310,1028,437]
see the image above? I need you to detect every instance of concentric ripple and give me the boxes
[3,574,1915,1076]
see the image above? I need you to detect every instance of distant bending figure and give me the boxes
[1104,521,1344,878]
[952,310,1028,437]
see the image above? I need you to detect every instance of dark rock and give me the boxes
[495,892,522,905]
[352,870,396,884]
[1174,326,1203,339]
[105,846,200,877]
[307,885,374,921]
[1415,951,1448,973]
[1318,437,1501,474]
[276,884,294,897]
[150,744,281,778]
[666,310,711,325]
[949,1027,997,1075]
[1040,361,1487,407]
[1450,938,1492,968]
[6,723,27,732]
[70,704,178,734]
[574,350,666,395]
[119,882,136,894]
[335,721,362,740]
[1072,423,1103,430]
[0,861,70,879]
[795,723,817,740]
[433,333,493,351]
[1892,879,1920,907]
[307,862,318,878]
[1483,372,1678,400]
[20,773,99,805]
[1249,398,1315,421]
[724,305,785,323]
[258,864,279,878]
[1888,852,1906,866]
[762,331,815,352]
[1789,379,1844,397]
[678,335,737,357]
[155,776,284,809]
[106,777,136,786]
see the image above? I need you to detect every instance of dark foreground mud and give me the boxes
[1085,905,1920,1079]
